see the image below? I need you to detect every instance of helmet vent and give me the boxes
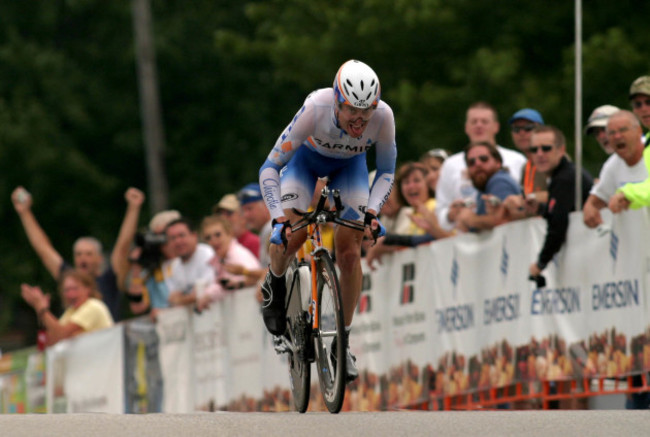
[360,80,365,91]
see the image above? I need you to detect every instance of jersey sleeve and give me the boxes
[259,97,317,220]
[368,105,397,214]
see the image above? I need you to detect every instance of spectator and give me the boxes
[212,193,260,259]
[436,102,527,231]
[21,269,113,347]
[165,217,216,309]
[126,210,181,319]
[584,105,620,155]
[583,111,647,228]
[455,142,522,232]
[226,183,273,287]
[629,75,650,144]
[197,215,261,311]
[528,126,593,279]
[419,148,449,197]
[509,108,547,196]
[365,162,451,270]
[609,76,650,215]
[11,186,145,321]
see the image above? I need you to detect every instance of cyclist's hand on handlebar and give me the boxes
[364,211,386,244]
[270,217,292,249]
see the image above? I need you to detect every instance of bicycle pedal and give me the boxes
[272,335,291,354]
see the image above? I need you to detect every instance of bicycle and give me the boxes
[272,186,383,413]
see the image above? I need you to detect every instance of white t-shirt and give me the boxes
[590,153,648,202]
[435,146,527,230]
[166,243,216,294]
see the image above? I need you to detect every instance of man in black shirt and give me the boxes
[527,126,593,278]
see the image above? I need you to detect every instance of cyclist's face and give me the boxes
[336,103,376,138]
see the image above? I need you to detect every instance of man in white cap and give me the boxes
[584,105,620,154]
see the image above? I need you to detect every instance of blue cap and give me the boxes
[508,108,544,125]
[237,183,263,205]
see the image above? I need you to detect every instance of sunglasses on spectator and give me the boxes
[632,98,650,109]
[512,124,535,133]
[467,155,490,167]
[529,145,554,154]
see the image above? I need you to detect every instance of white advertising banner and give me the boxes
[226,288,266,408]
[156,306,193,413]
[192,302,228,412]
[25,208,650,414]
[46,325,124,413]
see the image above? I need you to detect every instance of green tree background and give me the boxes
[0,1,647,348]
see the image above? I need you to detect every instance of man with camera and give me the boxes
[126,210,181,318]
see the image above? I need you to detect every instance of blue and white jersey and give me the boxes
[259,88,397,220]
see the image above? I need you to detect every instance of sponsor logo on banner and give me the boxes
[357,273,372,314]
[500,236,509,285]
[609,230,619,274]
[450,248,459,297]
[401,263,415,304]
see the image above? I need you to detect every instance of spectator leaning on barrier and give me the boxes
[527,126,593,279]
[165,217,216,310]
[435,101,527,231]
[583,111,647,228]
[11,187,145,321]
[584,105,620,155]
[21,269,113,347]
[197,215,261,311]
[455,142,522,233]
[608,76,650,213]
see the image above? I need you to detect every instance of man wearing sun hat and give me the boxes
[584,105,621,155]
[213,193,260,259]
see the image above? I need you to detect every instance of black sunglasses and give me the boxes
[512,124,535,133]
[467,155,490,167]
[529,145,553,154]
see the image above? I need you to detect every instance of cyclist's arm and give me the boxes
[368,106,397,215]
[259,100,316,221]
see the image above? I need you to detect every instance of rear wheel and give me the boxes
[285,259,311,413]
[313,251,346,413]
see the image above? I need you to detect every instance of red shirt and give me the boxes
[238,231,260,259]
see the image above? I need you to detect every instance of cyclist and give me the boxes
[258,59,397,381]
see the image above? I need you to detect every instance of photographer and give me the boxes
[126,210,180,320]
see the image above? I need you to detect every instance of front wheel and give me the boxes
[313,251,346,413]
[285,259,311,413]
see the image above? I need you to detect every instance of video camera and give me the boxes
[133,231,167,271]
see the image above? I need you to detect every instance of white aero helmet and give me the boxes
[333,60,381,109]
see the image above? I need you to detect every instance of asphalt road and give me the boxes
[2,410,649,437]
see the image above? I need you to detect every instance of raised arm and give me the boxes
[11,187,64,279]
[110,187,146,291]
